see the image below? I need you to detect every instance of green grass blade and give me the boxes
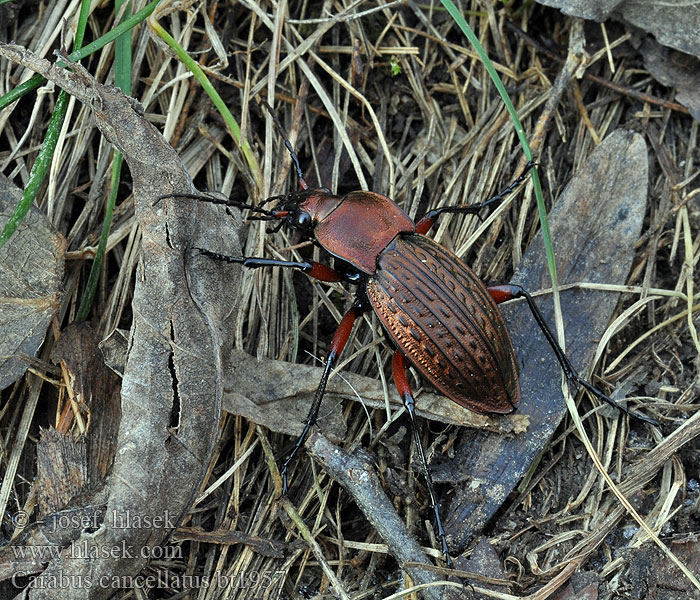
[76,150,123,321]
[149,19,263,195]
[0,91,70,251]
[0,0,159,111]
[77,0,132,320]
[73,0,91,49]
[439,0,559,293]
[0,0,94,252]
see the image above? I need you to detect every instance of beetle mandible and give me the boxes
[180,102,655,566]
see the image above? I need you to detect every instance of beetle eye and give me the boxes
[296,211,312,228]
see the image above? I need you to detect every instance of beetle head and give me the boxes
[257,188,342,232]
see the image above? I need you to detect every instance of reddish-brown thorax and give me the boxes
[303,190,415,273]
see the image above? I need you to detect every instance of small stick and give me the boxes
[306,431,446,600]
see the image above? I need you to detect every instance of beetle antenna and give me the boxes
[155,193,276,218]
[260,99,309,191]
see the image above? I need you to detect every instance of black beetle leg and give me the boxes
[259,99,309,191]
[392,351,453,567]
[193,248,347,282]
[280,304,362,493]
[487,284,658,426]
[415,161,537,235]
[155,192,277,217]
[198,245,371,488]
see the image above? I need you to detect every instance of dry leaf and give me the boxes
[0,174,64,390]
[536,0,700,58]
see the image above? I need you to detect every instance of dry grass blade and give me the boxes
[1,2,699,599]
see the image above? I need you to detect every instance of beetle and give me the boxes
[172,104,655,565]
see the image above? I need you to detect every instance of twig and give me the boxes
[306,431,448,600]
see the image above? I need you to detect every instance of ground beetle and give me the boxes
[170,103,655,565]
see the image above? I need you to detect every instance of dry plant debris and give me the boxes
[0,174,64,389]
[0,2,699,599]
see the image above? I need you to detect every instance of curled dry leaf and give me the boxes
[50,323,122,484]
[0,43,241,599]
[0,326,118,582]
[624,538,700,599]
[223,349,529,440]
[641,38,700,123]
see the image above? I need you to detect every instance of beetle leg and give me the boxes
[280,305,361,493]
[488,284,658,426]
[194,248,346,282]
[415,161,537,235]
[392,351,453,567]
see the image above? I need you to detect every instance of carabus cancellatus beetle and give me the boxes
[166,102,655,566]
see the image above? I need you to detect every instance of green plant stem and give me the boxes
[0,0,160,111]
[0,0,94,251]
[77,0,132,320]
[76,152,121,320]
[149,19,263,195]
[438,0,559,293]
